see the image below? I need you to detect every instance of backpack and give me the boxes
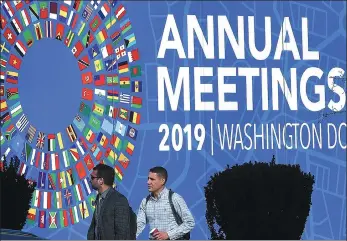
[146,189,190,240]
[129,206,137,240]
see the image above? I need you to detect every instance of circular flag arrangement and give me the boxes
[1,0,143,229]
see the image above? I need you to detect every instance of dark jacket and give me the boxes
[87,188,131,240]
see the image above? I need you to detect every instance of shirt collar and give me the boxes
[151,186,168,200]
[99,187,111,200]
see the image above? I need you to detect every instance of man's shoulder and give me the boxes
[108,189,129,204]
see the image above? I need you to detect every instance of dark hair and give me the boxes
[93,164,115,186]
[149,166,168,184]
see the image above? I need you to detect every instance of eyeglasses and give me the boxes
[90,176,101,180]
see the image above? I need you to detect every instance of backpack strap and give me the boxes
[145,195,151,205]
[168,189,183,225]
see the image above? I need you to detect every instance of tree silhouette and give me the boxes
[204,156,315,240]
[1,155,36,230]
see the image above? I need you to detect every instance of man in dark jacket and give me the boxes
[87,164,131,240]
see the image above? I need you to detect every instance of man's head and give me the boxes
[91,164,115,191]
[147,166,168,193]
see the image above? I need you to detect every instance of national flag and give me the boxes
[64,0,72,5]
[73,0,83,12]
[78,55,90,71]
[123,140,135,156]
[6,87,19,100]
[79,201,89,219]
[82,88,93,101]
[57,132,64,150]
[48,172,57,190]
[73,114,85,132]
[27,208,36,225]
[28,3,39,22]
[0,57,7,70]
[43,191,52,209]
[45,20,53,38]
[88,44,100,59]
[94,74,105,86]
[115,5,126,20]
[115,121,126,136]
[111,134,121,150]
[63,188,73,207]
[90,0,101,10]
[66,125,77,142]
[131,80,142,93]
[11,17,24,35]
[14,1,24,10]
[9,54,22,70]
[39,2,48,19]
[34,22,43,40]
[75,139,86,156]
[10,101,23,117]
[127,126,137,140]
[120,18,131,34]
[96,28,107,44]
[18,162,28,176]
[20,9,31,27]
[107,90,119,102]
[115,165,123,181]
[81,5,93,21]
[23,29,34,47]
[32,189,41,208]
[81,72,93,85]
[130,65,142,77]
[33,150,41,168]
[24,142,32,162]
[88,194,96,212]
[47,134,56,152]
[2,1,15,19]
[104,58,117,72]
[83,154,94,171]
[111,30,121,46]
[129,111,141,124]
[89,15,101,32]
[55,191,63,209]
[79,102,91,117]
[0,41,10,60]
[76,21,86,36]
[90,143,103,161]
[58,171,67,189]
[16,113,29,132]
[72,41,84,58]
[118,108,128,120]
[64,29,75,47]
[81,30,94,48]
[70,206,79,224]
[49,212,57,228]
[118,152,129,169]
[0,85,4,97]
[1,14,7,30]
[92,102,104,116]
[43,153,50,170]
[83,127,95,143]
[115,44,126,59]
[124,33,136,48]
[5,124,16,140]
[59,5,68,23]
[97,132,108,148]
[38,210,46,228]
[49,2,58,20]
[62,150,70,168]
[105,15,116,29]
[59,210,69,228]
[73,184,84,204]
[89,114,101,131]
[69,144,79,162]
[1,112,11,128]
[94,88,106,100]
[75,161,87,179]
[66,168,75,186]
[101,119,113,135]
[128,48,140,62]
[67,10,78,29]
[106,105,117,119]
[105,147,117,165]
[101,44,113,59]
[131,96,142,108]
[55,22,65,41]
[106,74,118,86]
[25,124,36,143]
[36,132,45,149]
[118,61,129,74]
[98,3,110,20]
[120,77,130,88]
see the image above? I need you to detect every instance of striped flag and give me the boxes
[62,150,70,168]
[34,22,43,40]
[10,101,23,117]
[26,124,36,143]
[79,201,89,219]
[38,210,46,228]
[18,162,28,176]
[57,132,64,149]
[115,165,123,181]
[70,206,79,224]
[67,10,78,29]
[11,17,24,35]
[83,154,94,171]
[73,184,84,202]
[64,29,75,47]
[115,4,126,20]
[48,172,57,190]
[59,210,69,227]
[32,189,41,207]
[14,40,27,57]
[45,20,53,38]
[48,134,56,151]
[55,191,63,209]
[20,9,31,27]
[2,1,15,19]
[27,208,36,225]
[49,2,58,20]
[43,191,52,209]
[66,124,77,142]
[98,3,110,20]
[51,153,60,171]
[82,178,92,195]
[16,113,29,132]
[59,4,68,23]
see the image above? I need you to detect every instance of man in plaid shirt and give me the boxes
[136,166,195,240]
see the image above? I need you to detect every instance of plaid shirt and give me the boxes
[136,187,195,240]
